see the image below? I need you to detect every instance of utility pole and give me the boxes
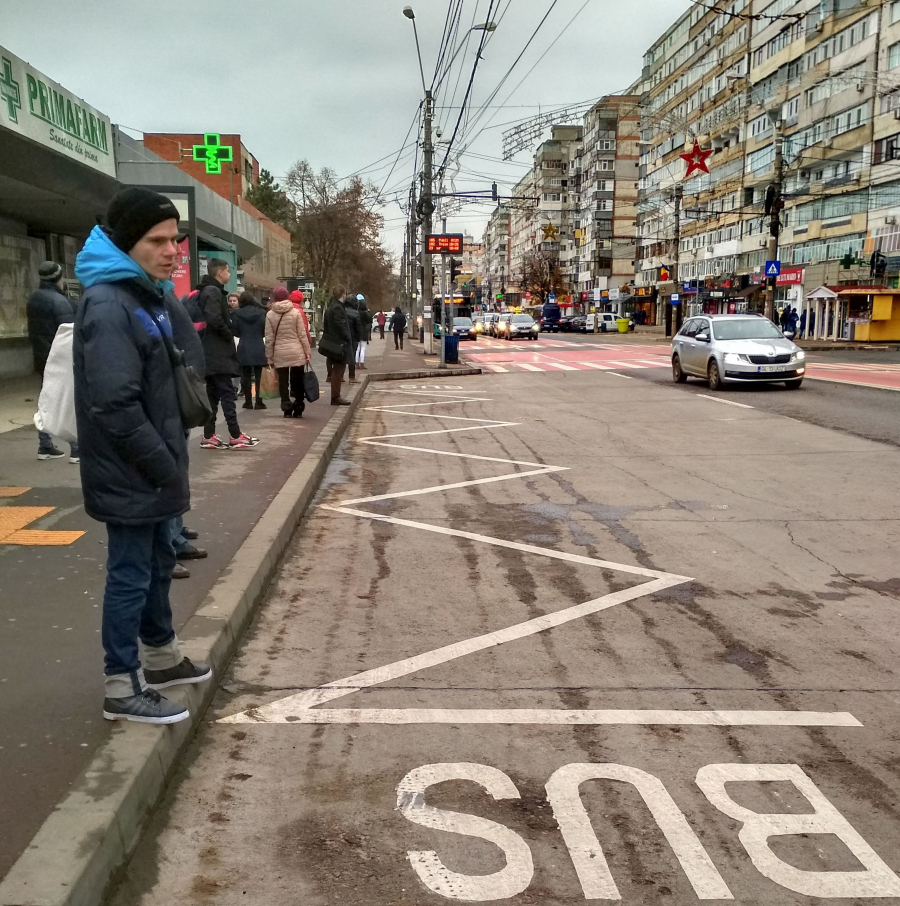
[667,184,683,338]
[765,121,784,322]
[409,182,418,341]
[439,214,448,368]
[421,89,434,354]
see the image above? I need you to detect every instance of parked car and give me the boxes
[569,315,588,332]
[498,313,539,341]
[671,314,805,390]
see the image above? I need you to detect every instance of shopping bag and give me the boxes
[259,366,280,400]
[35,323,77,442]
[303,364,320,402]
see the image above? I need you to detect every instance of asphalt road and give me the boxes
[111,369,900,905]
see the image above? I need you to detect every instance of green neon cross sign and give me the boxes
[0,57,21,124]
[192,133,233,175]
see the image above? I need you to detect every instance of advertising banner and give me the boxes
[0,234,45,338]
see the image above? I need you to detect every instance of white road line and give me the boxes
[221,386,857,729]
[223,578,686,721]
[636,359,670,368]
[259,709,862,727]
[606,360,647,369]
[696,394,755,409]
[543,362,580,371]
[608,372,633,379]
[576,362,613,370]
[485,364,509,373]
[516,363,545,372]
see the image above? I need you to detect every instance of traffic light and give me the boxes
[492,181,498,201]
[449,257,462,285]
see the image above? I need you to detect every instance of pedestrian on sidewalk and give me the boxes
[26,261,80,463]
[320,285,352,406]
[227,292,240,310]
[168,293,208,579]
[389,306,407,350]
[356,294,373,370]
[290,290,313,348]
[376,309,386,340]
[344,292,362,384]
[799,308,807,338]
[232,291,268,411]
[266,285,313,418]
[73,187,212,725]
[197,259,258,450]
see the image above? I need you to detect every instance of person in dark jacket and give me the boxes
[343,292,362,383]
[26,261,79,462]
[320,286,352,405]
[197,260,258,449]
[389,306,407,350]
[73,187,212,725]
[232,291,268,410]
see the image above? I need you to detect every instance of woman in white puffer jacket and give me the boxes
[265,286,313,418]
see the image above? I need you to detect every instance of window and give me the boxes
[874,133,900,164]
[783,95,799,121]
[597,179,612,191]
[598,199,613,211]
[598,160,614,171]
[750,113,770,137]
[598,140,615,150]
[890,41,900,70]
[830,102,868,138]
[543,193,561,202]
[893,0,900,23]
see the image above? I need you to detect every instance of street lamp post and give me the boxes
[403,7,497,355]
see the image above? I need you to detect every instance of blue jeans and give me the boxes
[38,430,78,456]
[168,515,188,553]
[102,521,177,679]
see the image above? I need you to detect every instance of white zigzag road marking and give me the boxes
[221,387,860,728]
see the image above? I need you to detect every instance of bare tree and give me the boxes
[521,251,564,305]
[282,161,395,302]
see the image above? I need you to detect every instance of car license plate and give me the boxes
[759,364,786,372]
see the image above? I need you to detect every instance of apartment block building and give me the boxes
[577,95,642,305]
[482,204,511,306]
[636,0,900,337]
[507,125,584,304]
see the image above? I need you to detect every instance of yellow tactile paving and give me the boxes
[0,507,54,541]
[0,506,84,546]
[0,487,30,498]
[4,530,85,546]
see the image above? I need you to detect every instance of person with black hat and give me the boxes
[73,187,212,725]
[26,260,79,462]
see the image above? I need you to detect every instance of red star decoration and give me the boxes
[680,146,713,177]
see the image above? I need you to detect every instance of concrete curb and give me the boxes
[370,366,482,381]
[0,377,379,906]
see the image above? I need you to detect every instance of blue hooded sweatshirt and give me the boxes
[75,225,174,295]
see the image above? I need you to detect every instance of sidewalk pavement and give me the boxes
[0,338,476,886]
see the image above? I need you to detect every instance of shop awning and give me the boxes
[735,285,761,298]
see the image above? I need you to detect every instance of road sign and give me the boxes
[765,260,781,277]
[425,234,464,255]
[423,305,432,316]
[548,293,556,303]
[670,293,680,303]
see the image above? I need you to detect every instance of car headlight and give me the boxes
[531,325,539,332]
[791,350,805,361]
[723,353,750,365]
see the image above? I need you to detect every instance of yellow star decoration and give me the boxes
[542,223,559,241]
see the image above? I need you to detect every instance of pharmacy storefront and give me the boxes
[0,43,120,377]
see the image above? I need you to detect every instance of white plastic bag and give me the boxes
[34,323,77,443]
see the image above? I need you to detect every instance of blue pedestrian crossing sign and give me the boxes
[765,260,781,277]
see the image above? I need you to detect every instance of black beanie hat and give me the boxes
[38,260,63,282]
[107,188,180,252]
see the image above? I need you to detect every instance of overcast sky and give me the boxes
[2,0,690,260]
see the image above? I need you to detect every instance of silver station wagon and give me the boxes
[672,314,806,390]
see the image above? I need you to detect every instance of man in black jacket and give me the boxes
[74,187,212,725]
[26,261,79,462]
[197,259,258,450]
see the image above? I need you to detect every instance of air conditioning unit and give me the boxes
[799,169,810,180]
[759,239,768,248]
[815,21,824,32]
[893,108,900,120]
[856,82,865,92]
[886,215,897,225]
[823,138,833,148]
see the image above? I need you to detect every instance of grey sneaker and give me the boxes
[144,657,212,691]
[103,688,189,725]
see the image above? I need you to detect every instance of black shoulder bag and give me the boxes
[147,305,213,430]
